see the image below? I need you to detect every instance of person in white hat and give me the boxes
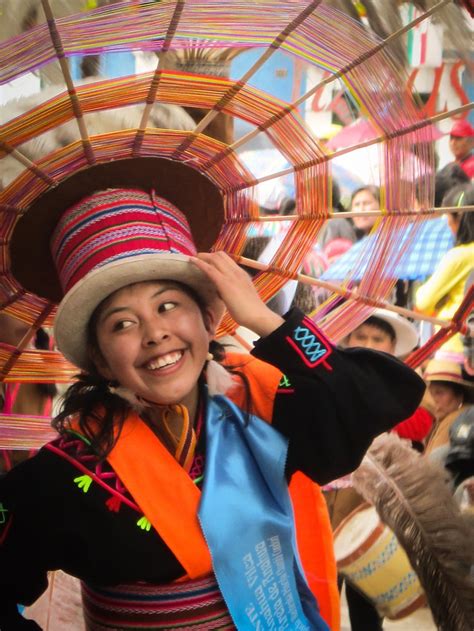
[344,308,419,358]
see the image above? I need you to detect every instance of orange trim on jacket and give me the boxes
[107,413,212,579]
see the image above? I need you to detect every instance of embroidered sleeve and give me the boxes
[252,309,333,374]
[251,309,426,484]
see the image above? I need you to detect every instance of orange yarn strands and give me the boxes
[3,0,467,384]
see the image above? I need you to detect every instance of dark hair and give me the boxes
[441,185,474,245]
[456,213,474,246]
[53,281,252,459]
[441,183,472,209]
[52,370,129,459]
[332,180,345,213]
[34,328,58,398]
[435,163,470,207]
[453,187,474,246]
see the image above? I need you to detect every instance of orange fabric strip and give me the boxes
[224,352,282,421]
[107,412,212,579]
[290,473,341,631]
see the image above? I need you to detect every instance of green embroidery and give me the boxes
[137,516,152,531]
[74,474,93,493]
[278,374,291,388]
[0,502,8,524]
[65,428,92,445]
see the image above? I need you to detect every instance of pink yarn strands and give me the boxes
[0,413,56,450]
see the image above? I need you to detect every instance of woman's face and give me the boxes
[449,135,473,162]
[428,381,464,420]
[351,189,378,234]
[93,281,214,415]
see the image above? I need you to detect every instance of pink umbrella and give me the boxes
[326,117,443,150]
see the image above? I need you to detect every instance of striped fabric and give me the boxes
[50,189,197,295]
[81,574,235,630]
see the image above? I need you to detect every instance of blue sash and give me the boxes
[198,395,329,630]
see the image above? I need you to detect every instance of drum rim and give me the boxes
[383,593,426,621]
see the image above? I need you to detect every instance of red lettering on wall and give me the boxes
[311,62,469,121]
[450,60,470,112]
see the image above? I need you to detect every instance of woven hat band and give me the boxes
[50,189,197,294]
[428,370,463,382]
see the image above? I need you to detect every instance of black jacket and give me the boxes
[0,310,425,629]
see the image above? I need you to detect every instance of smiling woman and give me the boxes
[0,187,426,631]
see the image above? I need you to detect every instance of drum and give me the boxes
[333,503,425,620]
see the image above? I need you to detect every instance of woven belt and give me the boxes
[81,574,234,630]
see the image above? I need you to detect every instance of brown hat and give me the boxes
[425,358,474,393]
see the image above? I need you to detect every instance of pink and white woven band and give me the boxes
[50,189,197,294]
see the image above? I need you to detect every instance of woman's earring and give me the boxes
[206,358,235,396]
[108,383,149,411]
[206,352,214,361]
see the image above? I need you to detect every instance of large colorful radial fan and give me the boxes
[0,1,472,428]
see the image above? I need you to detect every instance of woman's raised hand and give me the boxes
[191,252,284,338]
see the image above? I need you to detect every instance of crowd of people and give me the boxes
[280,119,474,630]
[0,120,473,631]
[237,118,474,629]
